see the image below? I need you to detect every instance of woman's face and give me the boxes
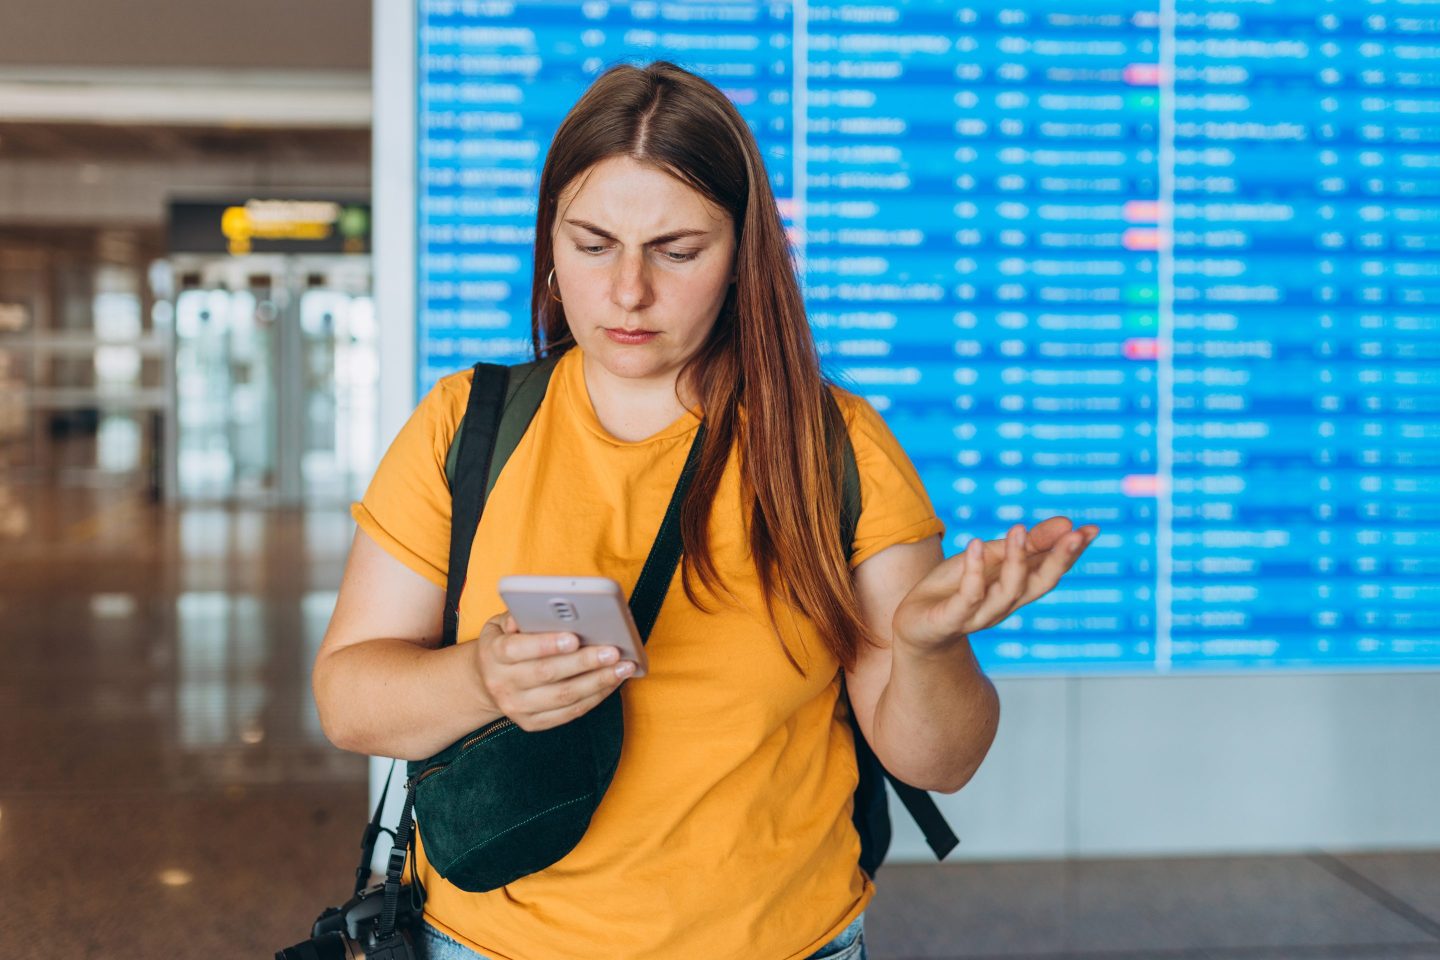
[551,155,737,392]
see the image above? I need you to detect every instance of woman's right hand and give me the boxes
[471,612,636,732]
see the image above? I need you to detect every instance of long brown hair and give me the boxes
[530,61,871,673]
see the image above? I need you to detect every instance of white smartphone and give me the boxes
[496,575,648,678]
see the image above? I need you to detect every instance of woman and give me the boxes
[313,60,1097,960]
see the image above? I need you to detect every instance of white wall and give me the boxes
[886,672,1440,861]
[367,0,418,863]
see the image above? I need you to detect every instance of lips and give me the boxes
[604,328,659,344]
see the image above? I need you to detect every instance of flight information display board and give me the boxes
[415,0,1440,675]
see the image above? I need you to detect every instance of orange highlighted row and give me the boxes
[1125,63,1162,86]
[1123,474,1165,497]
[1124,200,1163,223]
[1124,337,1164,360]
[1123,228,1164,251]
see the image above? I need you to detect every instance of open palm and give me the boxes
[893,516,1099,654]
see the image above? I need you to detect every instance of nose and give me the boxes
[610,248,654,313]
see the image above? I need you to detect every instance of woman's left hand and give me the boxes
[892,516,1100,656]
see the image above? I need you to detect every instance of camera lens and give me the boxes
[274,931,357,960]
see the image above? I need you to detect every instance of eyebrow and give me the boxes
[563,218,711,245]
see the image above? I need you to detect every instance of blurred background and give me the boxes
[3,1,1438,957]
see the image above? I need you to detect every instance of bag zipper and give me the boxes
[408,764,444,789]
[408,717,517,790]
[462,717,516,751]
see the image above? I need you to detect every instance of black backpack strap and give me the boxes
[441,358,559,649]
[442,363,509,649]
[825,387,960,871]
[487,359,557,499]
[819,386,862,556]
[841,670,892,878]
[887,773,959,861]
[443,358,558,498]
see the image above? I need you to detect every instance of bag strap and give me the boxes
[888,776,959,860]
[824,389,960,866]
[826,391,862,557]
[354,760,397,897]
[377,767,418,939]
[443,358,558,500]
[441,358,558,649]
[630,422,706,640]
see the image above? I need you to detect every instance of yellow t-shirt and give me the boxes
[352,347,944,960]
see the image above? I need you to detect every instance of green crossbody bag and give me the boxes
[390,358,957,899]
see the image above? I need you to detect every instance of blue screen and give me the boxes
[415,0,1440,675]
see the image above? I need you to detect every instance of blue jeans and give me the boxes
[415,911,867,959]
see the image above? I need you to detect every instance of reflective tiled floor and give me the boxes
[5,486,1439,959]
[3,486,366,957]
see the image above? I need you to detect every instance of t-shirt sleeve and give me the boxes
[833,388,947,568]
[349,370,473,589]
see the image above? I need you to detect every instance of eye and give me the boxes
[575,243,608,255]
[663,250,699,262]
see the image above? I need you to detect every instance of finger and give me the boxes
[1016,531,1090,607]
[943,537,987,622]
[972,524,1029,626]
[503,613,518,633]
[982,515,1074,566]
[515,644,623,688]
[494,630,583,664]
[924,546,975,592]
[1017,524,1099,578]
[523,663,633,724]
[1023,516,1075,554]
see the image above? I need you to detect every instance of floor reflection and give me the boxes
[2,483,367,955]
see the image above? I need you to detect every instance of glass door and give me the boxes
[295,258,377,504]
[173,257,283,501]
[169,255,375,505]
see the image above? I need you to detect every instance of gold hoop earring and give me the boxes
[546,267,563,304]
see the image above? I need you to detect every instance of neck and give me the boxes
[581,352,697,442]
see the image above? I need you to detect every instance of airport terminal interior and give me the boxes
[4,2,1439,958]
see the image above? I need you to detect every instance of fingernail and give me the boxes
[559,634,578,651]
[615,662,635,678]
[598,647,618,664]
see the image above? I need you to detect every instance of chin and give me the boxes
[603,354,671,382]
[585,339,667,378]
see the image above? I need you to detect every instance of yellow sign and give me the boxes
[220,200,343,255]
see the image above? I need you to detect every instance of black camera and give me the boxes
[274,882,420,960]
